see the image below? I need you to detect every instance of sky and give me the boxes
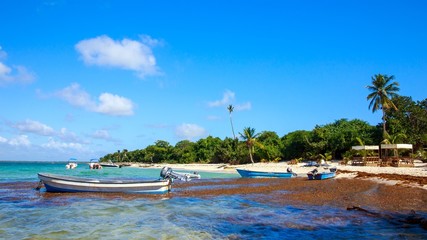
[0,0,426,161]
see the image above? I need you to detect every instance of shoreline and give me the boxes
[132,161,427,189]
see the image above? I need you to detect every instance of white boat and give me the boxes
[37,167,198,193]
[100,160,120,168]
[65,162,78,169]
[66,158,78,169]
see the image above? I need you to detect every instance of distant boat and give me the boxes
[236,168,296,178]
[37,167,198,193]
[100,160,120,168]
[66,158,78,169]
[307,167,337,180]
[89,159,102,169]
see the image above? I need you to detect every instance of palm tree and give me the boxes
[227,105,236,139]
[239,127,261,164]
[366,74,400,136]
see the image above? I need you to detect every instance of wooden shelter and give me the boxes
[351,145,380,166]
[380,144,414,167]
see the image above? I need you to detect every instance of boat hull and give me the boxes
[99,163,119,168]
[307,172,336,180]
[236,169,293,178]
[38,173,171,193]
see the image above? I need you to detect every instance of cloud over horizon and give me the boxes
[55,83,135,116]
[0,47,36,86]
[75,35,160,78]
[175,123,207,141]
[208,90,251,111]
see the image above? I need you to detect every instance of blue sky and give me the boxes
[0,0,426,161]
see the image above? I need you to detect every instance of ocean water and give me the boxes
[1,161,426,239]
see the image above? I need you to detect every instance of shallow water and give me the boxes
[1,161,426,239]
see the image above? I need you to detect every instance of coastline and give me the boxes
[132,160,427,189]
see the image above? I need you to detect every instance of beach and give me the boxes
[1,161,427,238]
[137,160,427,189]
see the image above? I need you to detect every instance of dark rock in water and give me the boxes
[347,207,427,231]
[402,210,424,224]
[420,219,427,230]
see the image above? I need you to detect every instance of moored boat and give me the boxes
[66,157,78,169]
[236,168,297,178]
[37,167,198,194]
[99,160,120,168]
[307,167,337,180]
[65,162,78,169]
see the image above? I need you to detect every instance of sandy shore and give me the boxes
[133,160,427,189]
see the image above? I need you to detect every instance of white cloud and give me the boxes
[0,62,11,75]
[54,83,95,109]
[207,90,251,111]
[175,123,207,141]
[235,102,252,111]
[0,136,7,143]
[96,93,134,116]
[75,35,159,78]
[0,135,31,146]
[207,115,221,121]
[55,83,135,116]
[208,90,235,107]
[42,137,84,151]
[0,47,36,85]
[139,34,163,47]
[8,135,31,146]
[13,119,55,136]
[91,129,110,140]
[58,128,83,143]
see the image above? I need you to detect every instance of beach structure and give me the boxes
[380,144,414,167]
[351,145,380,166]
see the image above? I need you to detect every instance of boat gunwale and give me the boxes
[37,173,169,185]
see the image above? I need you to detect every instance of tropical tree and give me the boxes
[257,131,282,162]
[366,74,400,136]
[227,104,236,139]
[386,96,427,151]
[239,127,261,164]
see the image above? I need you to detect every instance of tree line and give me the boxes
[101,74,427,164]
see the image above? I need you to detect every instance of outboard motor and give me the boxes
[160,167,201,182]
[287,167,298,176]
[310,168,318,175]
[160,166,173,179]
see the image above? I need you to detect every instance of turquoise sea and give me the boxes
[1,161,426,239]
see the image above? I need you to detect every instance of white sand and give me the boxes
[133,160,427,189]
[134,160,427,177]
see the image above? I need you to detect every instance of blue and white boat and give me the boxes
[236,168,296,178]
[37,167,197,194]
[307,167,337,180]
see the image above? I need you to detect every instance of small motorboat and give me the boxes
[307,167,337,180]
[37,167,199,194]
[65,162,78,169]
[99,160,120,168]
[89,159,102,169]
[236,167,297,178]
[66,158,78,169]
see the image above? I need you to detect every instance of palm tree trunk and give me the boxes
[229,116,236,139]
[382,108,387,137]
[249,149,255,164]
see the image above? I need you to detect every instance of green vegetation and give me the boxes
[101,75,427,164]
[366,74,400,136]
